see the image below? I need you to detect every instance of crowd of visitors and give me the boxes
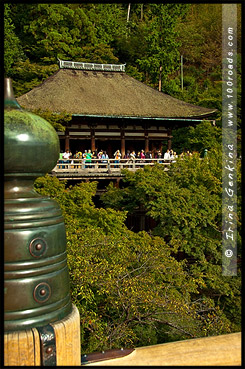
[58,148,193,168]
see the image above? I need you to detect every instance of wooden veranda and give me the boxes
[51,158,171,180]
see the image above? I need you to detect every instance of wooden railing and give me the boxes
[59,59,126,72]
[52,158,173,174]
[82,332,241,366]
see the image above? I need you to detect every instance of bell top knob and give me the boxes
[4,77,21,110]
[4,78,60,177]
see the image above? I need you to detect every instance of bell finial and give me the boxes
[4,77,21,109]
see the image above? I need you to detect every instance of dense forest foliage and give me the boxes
[5,3,241,353]
[34,151,241,352]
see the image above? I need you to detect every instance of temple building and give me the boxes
[17,60,216,157]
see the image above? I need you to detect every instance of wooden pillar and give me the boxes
[167,128,172,150]
[139,204,145,231]
[159,141,163,153]
[4,304,81,366]
[121,130,125,157]
[65,128,70,151]
[107,142,112,158]
[145,132,149,153]
[91,129,95,152]
[115,178,120,188]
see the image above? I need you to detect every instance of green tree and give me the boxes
[172,120,222,155]
[165,3,241,134]
[86,3,126,45]
[4,4,24,76]
[134,4,189,87]
[176,4,222,74]
[10,59,59,97]
[7,3,123,94]
[19,4,97,63]
[28,109,72,132]
[9,3,124,65]
[34,174,236,353]
[102,151,241,334]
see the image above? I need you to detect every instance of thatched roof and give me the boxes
[17,68,216,119]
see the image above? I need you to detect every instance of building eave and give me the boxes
[72,114,210,122]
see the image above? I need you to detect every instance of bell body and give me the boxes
[4,194,72,331]
[4,78,72,331]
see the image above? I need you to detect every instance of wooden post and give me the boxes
[139,204,145,231]
[159,141,163,154]
[121,130,125,158]
[167,128,172,150]
[91,129,95,152]
[145,132,149,153]
[65,128,70,151]
[107,142,112,158]
[4,304,81,366]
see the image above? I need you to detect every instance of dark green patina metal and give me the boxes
[4,78,72,331]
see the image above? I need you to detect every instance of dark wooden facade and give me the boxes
[59,116,176,157]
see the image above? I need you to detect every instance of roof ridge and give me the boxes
[58,59,126,72]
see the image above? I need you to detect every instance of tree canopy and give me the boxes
[34,161,241,352]
[102,149,241,330]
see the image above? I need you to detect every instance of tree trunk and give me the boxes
[127,3,131,22]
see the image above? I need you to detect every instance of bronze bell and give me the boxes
[4,78,72,331]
